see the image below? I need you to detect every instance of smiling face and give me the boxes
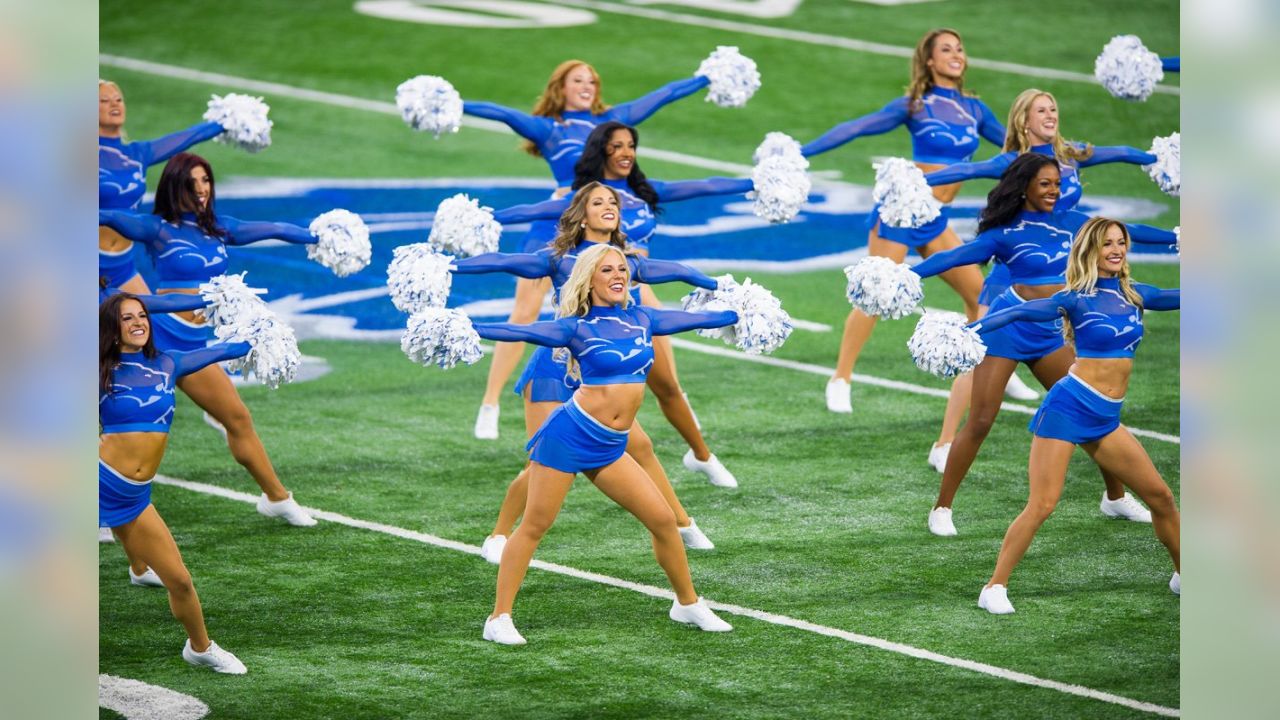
[562,64,599,112]
[1024,94,1059,145]
[1024,163,1061,212]
[583,186,620,237]
[190,165,211,210]
[1096,224,1128,277]
[602,128,636,180]
[118,298,150,351]
[927,32,966,85]
[589,248,630,306]
[99,82,125,133]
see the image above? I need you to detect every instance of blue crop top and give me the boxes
[98,210,317,289]
[974,277,1179,358]
[912,210,1178,286]
[494,176,752,251]
[463,76,709,187]
[801,87,1006,165]
[473,304,736,385]
[98,122,224,210]
[100,343,250,434]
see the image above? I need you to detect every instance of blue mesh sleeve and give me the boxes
[472,318,576,346]
[452,252,554,280]
[608,76,710,125]
[218,216,316,246]
[631,256,718,290]
[99,210,162,242]
[910,234,999,279]
[137,121,224,167]
[170,342,251,377]
[800,98,910,157]
[1135,284,1180,311]
[462,101,552,146]
[651,177,753,203]
[641,306,737,336]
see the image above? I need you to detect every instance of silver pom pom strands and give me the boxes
[695,46,761,108]
[428,194,501,257]
[387,243,454,314]
[1095,35,1164,102]
[872,158,941,229]
[401,307,483,369]
[750,132,810,223]
[843,257,923,319]
[1144,132,1180,196]
[204,93,272,152]
[681,274,793,355]
[198,273,300,389]
[396,75,463,138]
[908,311,987,379]
[307,209,371,278]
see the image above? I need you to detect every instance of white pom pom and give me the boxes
[695,46,760,108]
[427,193,502,257]
[401,307,483,369]
[1173,225,1181,257]
[1144,132,1180,196]
[307,209,371,278]
[908,311,987,379]
[198,273,299,388]
[681,274,792,355]
[752,131,803,164]
[872,158,941,228]
[387,243,454,313]
[843,257,923,319]
[395,75,463,138]
[203,93,272,153]
[751,153,811,223]
[1094,35,1164,102]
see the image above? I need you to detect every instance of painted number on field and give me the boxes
[353,0,598,27]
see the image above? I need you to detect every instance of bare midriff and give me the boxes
[572,384,647,431]
[100,432,169,481]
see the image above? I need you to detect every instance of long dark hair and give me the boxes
[153,152,226,238]
[100,293,157,394]
[572,121,660,213]
[977,153,1059,234]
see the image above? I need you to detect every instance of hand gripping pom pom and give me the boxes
[695,46,760,108]
[1095,35,1164,102]
[307,209,371,278]
[396,75,463,138]
[872,158,941,228]
[1144,132,1180,196]
[843,257,923,319]
[203,94,272,153]
[752,153,811,223]
[387,243,454,314]
[681,274,793,355]
[908,312,987,379]
[428,194,501,257]
[401,308,483,369]
[198,273,300,388]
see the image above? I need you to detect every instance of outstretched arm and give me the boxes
[493,197,571,225]
[1125,223,1177,246]
[472,317,576,347]
[452,252,554,280]
[607,76,710,125]
[138,121,225,167]
[170,341,252,377]
[1136,284,1180,311]
[630,256,718,290]
[1161,57,1179,73]
[975,100,1008,147]
[971,296,1068,334]
[1079,145,1158,168]
[101,289,208,314]
[800,99,909,158]
[652,177,753,203]
[219,216,316,246]
[462,101,552,146]
[925,154,1010,186]
[98,210,162,242]
[642,306,738,336]
[909,234,999,279]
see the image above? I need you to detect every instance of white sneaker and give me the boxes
[825,378,852,414]
[1099,492,1152,523]
[474,404,500,440]
[682,450,738,489]
[682,392,702,430]
[256,492,318,527]
[182,639,248,674]
[928,506,958,537]
[202,410,228,440]
[669,597,733,632]
[678,519,715,550]
[98,526,115,543]
[480,535,507,565]
[978,584,1015,615]
[1170,572,1180,596]
[927,443,951,473]
[482,613,527,645]
[129,567,165,588]
[1004,372,1041,401]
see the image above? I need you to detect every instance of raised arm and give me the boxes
[472,317,576,347]
[218,216,316,246]
[909,234,999,279]
[607,76,710,125]
[630,256,718,290]
[138,121,225,167]
[925,154,1010,186]
[1161,57,1179,73]
[800,99,910,158]
[1136,284,1180,311]
[452,252,554,280]
[971,295,1068,334]
[99,210,163,242]
[493,197,570,225]
[641,306,738,336]
[651,177,753,203]
[170,341,252,377]
[1079,145,1157,168]
[462,101,552,146]
[1125,223,1178,246]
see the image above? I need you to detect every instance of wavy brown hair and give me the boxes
[549,181,629,258]
[153,152,226,239]
[1063,217,1142,345]
[100,293,157,395]
[906,29,974,109]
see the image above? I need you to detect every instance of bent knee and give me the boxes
[627,432,654,458]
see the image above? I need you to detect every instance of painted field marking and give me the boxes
[98,674,209,720]
[149,474,1178,718]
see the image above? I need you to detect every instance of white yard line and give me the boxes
[151,474,1178,718]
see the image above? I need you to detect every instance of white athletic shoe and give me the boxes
[480,535,507,565]
[678,519,715,550]
[682,450,738,489]
[1169,572,1180,596]
[670,597,733,632]
[182,639,248,674]
[1099,492,1152,523]
[256,492,318,527]
[682,392,702,430]
[98,526,115,543]
[202,410,228,440]
[928,507,958,537]
[482,613,527,645]
[474,404,500,440]
[129,567,165,588]
[927,443,951,474]
[978,584,1015,615]
[825,378,852,414]
[1004,372,1041,401]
